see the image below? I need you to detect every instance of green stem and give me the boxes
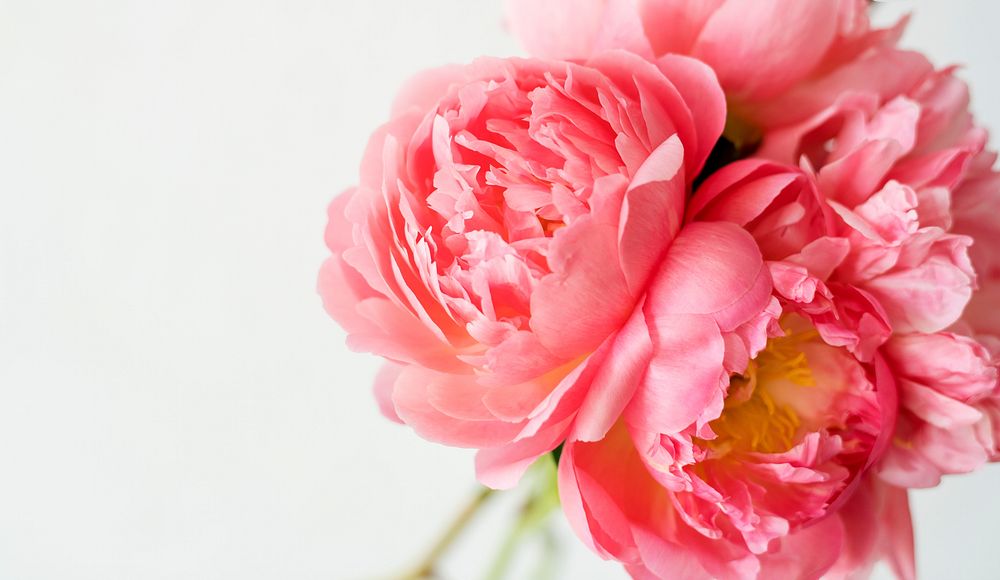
[484,459,561,580]
[398,487,495,579]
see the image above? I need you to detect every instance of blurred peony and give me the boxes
[505,0,926,129]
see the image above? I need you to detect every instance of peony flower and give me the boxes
[505,0,929,129]
[319,51,767,487]
[740,64,1000,490]
[324,4,1000,578]
[548,57,999,578]
[558,268,902,578]
[879,332,999,488]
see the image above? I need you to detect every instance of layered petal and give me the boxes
[879,332,1000,488]
[321,52,728,484]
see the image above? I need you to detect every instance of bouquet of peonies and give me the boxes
[319,1,1000,578]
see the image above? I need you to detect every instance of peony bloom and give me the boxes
[505,0,928,128]
[558,269,903,578]
[319,51,770,486]
[743,64,1000,488]
[549,55,1000,577]
[879,332,999,488]
[324,3,1000,578]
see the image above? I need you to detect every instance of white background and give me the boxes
[0,1,998,579]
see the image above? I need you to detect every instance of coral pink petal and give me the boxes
[687,159,778,220]
[655,54,727,172]
[645,222,770,326]
[573,305,654,442]
[530,217,633,359]
[882,486,916,580]
[557,429,643,560]
[631,526,709,580]
[618,135,685,294]
[757,515,845,580]
[625,313,726,434]
[348,297,462,372]
[474,416,573,489]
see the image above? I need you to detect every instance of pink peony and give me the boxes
[558,270,902,578]
[740,65,1000,488]
[319,51,763,486]
[879,332,999,488]
[323,4,1000,578]
[505,0,927,128]
[549,56,999,577]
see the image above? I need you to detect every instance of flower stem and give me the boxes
[398,487,495,579]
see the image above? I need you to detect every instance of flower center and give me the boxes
[705,323,820,455]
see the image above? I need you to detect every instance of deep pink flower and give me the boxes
[558,263,901,578]
[319,52,758,486]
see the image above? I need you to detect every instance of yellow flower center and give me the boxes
[704,323,820,455]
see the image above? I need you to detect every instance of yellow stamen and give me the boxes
[702,322,818,455]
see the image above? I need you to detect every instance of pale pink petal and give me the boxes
[390,64,466,117]
[751,49,933,128]
[373,363,404,423]
[505,0,651,60]
[638,0,724,55]
[691,0,840,100]
[392,367,524,447]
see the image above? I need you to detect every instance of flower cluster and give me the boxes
[320,1,1000,578]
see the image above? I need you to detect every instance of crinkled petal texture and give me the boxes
[878,333,1000,488]
[560,305,901,579]
[559,127,913,576]
[552,57,1000,578]
[506,0,922,128]
[320,52,728,487]
[744,63,1000,493]
[323,5,1000,578]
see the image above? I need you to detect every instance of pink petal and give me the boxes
[474,416,572,489]
[618,135,685,294]
[655,54,727,173]
[505,0,650,60]
[373,363,404,423]
[573,305,654,441]
[751,49,933,128]
[691,0,840,100]
[645,222,771,328]
[529,216,633,359]
[625,312,727,434]
[391,367,524,447]
[638,0,724,55]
